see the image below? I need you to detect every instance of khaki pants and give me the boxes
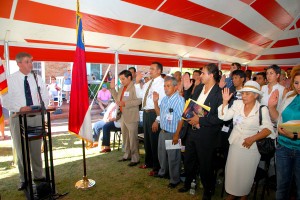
[10,115,43,182]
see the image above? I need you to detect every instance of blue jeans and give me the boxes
[92,120,106,142]
[276,143,300,200]
[102,121,116,146]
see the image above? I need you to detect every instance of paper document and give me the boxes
[165,139,181,150]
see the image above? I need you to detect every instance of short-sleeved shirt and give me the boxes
[97,89,111,102]
[64,72,71,85]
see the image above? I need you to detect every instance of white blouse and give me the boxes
[218,100,275,149]
[261,83,285,109]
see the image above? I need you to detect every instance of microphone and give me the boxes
[31,70,37,80]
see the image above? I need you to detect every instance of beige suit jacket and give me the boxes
[110,81,141,123]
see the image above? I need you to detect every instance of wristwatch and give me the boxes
[292,132,298,140]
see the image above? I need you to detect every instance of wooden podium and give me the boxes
[16,108,55,200]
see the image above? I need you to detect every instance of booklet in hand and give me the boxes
[182,98,210,121]
[279,120,300,132]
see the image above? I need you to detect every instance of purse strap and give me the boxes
[259,105,267,126]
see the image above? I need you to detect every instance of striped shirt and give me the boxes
[160,91,185,133]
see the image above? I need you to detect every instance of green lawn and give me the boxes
[0,133,275,200]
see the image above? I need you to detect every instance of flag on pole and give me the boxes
[0,58,8,124]
[68,1,92,142]
[0,58,8,95]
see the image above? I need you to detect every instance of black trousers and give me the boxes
[184,130,215,194]
[143,111,160,171]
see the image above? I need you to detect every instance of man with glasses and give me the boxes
[2,52,49,191]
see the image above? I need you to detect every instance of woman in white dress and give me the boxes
[218,81,275,200]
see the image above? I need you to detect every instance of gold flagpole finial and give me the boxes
[77,0,80,13]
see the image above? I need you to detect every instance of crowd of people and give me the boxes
[99,62,299,200]
[1,52,299,200]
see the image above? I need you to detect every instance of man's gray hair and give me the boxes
[164,76,178,86]
[16,52,32,63]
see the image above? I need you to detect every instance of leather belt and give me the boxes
[161,129,168,133]
[161,129,173,133]
[143,109,156,113]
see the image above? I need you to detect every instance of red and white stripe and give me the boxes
[0,0,299,67]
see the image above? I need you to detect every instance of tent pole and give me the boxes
[4,41,10,76]
[4,39,17,167]
[179,57,183,73]
[114,51,119,91]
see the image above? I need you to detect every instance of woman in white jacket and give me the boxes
[218,81,275,200]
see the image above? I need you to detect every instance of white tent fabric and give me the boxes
[0,0,299,69]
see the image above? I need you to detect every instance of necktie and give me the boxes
[24,76,33,106]
[119,86,127,112]
[143,79,154,108]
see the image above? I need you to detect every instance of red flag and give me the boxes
[68,3,92,142]
[0,58,8,95]
[0,58,8,124]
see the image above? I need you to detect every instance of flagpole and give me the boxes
[89,64,112,108]
[73,0,95,190]
[75,140,95,189]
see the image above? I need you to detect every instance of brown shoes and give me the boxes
[128,161,140,167]
[100,148,111,153]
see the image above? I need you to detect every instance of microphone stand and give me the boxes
[32,72,52,197]
[32,72,46,114]
[32,71,68,199]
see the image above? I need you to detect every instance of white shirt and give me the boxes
[261,83,285,109]
[218,100,275,149]
[135,76,166,110]
[102,102,121,128]
[1,71,49,112]
[196,85,213,105]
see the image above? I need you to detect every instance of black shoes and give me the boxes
[178,185,190,193]
[118,158,130,162]
[202,190,212,200]
[128,161,140,167]
[33,177,46,182]
[18,182,26,191]
[168,182,180,189]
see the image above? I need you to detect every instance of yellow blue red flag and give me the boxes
[68,2,92,142]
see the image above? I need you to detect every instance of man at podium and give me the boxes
[1,52,49,191]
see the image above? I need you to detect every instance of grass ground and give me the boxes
[0,133,275,200]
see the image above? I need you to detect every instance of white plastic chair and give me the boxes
[50,76,64,107]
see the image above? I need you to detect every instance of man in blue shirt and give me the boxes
[220,62,242,89]
[153,76,185,189]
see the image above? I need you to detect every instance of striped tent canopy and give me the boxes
[0,0,299,70]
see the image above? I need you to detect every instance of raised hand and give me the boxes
[219,75,226,88]
[153,91,159,102]
[136,71,143,83]
[268,89,279,108]
[110,78,115,89]
[222,88,233,103]
[183,73,193,90]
